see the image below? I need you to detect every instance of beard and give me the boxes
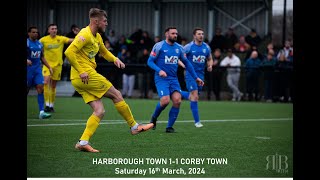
[168,37,177,43]
[98,26,106,34]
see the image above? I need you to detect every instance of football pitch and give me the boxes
[27,96,293,178]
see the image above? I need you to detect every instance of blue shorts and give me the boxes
[27,66,44,88]
[155,77,181,98]
[185,77,203,93]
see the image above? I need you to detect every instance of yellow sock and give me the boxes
[114,100,137,127]
[80,114,101,141]
[50,88,56,106]
[43,84,50,106]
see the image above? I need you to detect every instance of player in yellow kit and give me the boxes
[40,24,73,112]
[64,8,154,153]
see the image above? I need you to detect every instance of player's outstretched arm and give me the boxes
[98,44,124,69]
[114,58,125,69]
[99,44,117,63]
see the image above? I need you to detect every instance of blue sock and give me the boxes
[190,101,199,123]
[38,93,45,111]
[181,91,190,100]
[151,102,167,120]
[167,106,180,128]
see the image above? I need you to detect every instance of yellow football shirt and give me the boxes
[66,26,117,80]
[40,35,70,67]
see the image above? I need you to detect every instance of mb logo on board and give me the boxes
[266,153,288,173]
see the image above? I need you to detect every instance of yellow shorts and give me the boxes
[71,72,113,103]
[43,65,62,80]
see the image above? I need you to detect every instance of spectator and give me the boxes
[265,42,274,55]
[245,28,262,47]
[225,27,238,50]
[220,48,242,101]
[207,48,223,101]
[103,38,115,55]
[245,45,264,62]
[245,51,262,101]
[114,35,129,57]
[140,31,154,52]
[274,52,291,102]
[234,35,251,53]
[138,48,153,98]
[118,45,136,98]
[209,27,226,52]
[136,30,152,97]
[128,28,143,58]
[261,50,276,102]
[137,30,154,60]
[277,40,293,61]
[66,24,80,38]
[107,29,118,48]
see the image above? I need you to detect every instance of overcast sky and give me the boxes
[273,0,293,14]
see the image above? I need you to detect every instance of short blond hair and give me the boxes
[89,8,107,19]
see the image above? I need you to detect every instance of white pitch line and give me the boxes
[27,119,123,122]
[255,136,271,140]
[27,118,292,127]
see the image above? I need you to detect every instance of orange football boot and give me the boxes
[75,142,100,153]
[131,123,154,135]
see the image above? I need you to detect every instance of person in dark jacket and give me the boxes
[261,50,276,102]
[245,51,262,101]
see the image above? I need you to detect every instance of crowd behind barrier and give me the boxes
[65,58,292,103]
[56,26,293,103]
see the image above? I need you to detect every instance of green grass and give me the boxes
[27,96,293,178]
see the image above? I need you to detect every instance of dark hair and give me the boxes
[193,27,204,35]
[28,26,37,33]
[227,48,234,53]
[70,24,78,31]
[89,8,107,19]
[165,26,177,33]
[47,23,57,30]
[44,24,57,35]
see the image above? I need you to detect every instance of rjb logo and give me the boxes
[31,51,41,58]
[192,55,206,63]
[266,153,288,173]
[165,56,178,64]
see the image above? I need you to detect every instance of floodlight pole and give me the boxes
[282,0,287,46]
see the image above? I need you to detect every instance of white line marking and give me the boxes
[27,118,292,127]
[255,136,271,140]
[27,119,123,122]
